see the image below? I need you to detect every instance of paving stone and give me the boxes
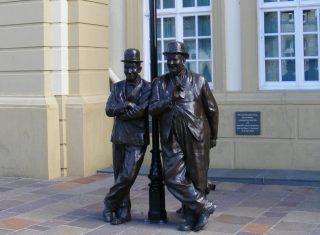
[204,220,244,233]
[28,224,50,231]
[311,226,320,235]
[17,207,65,222]
[262,211,287,217]
[0,200,25,210]
[0,229,11,235]
[42,225,90,235]
[0,211,19,220]
[266,228,311,235]
[7,197,60,213]
[252,216,282,225]
[215,214,254,225]
[3,179,40,188]
[276,200,300,207]
[8,229,42,235]
[67,216,105,229]
[222,207,266,218]
[0,188,11,193]
[10,193,46,202]
[273,221,317,232]
[296,201,320,212]
[85,224,133,235]
[282,211,320,224]
[242,223,272,234]
[237,232,261,235]
[0,217,37,230]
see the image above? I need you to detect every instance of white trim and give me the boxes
[109,68,122,83]
[52,0,69,95]
[225,0,242,91]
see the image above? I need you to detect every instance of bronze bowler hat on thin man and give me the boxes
[121,48,143,63]
[163,41,189,59]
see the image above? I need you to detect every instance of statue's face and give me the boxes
[166,54,185,76]
[124,62,141,81]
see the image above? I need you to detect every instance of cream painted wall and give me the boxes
[66,0,113,176]
[240,0,259,92]
[0,0,61,179]
[211,92,320,170]
[109,0,126,79]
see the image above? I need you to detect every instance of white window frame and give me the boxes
[258,0,320,90]
[143,0,214,87]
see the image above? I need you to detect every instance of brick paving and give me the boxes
[0,174,320,234]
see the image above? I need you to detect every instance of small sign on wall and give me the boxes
[235,112,261,135]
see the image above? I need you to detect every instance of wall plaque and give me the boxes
[235,112,261,135]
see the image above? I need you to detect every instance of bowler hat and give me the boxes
[163,41,189,59]
[121,48,143,63]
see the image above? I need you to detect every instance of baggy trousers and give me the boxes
[161,120,210,214]
[104,144,146,211]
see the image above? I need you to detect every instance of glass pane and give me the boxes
[157,63,162,77]
[183,17,196,37]
[157,40,162,60]
[281,35,295,57]
[304,34,318,56]
[265,36,278,57]
[186,62,197,72]
[305,59,319,81]
[184,39,197,59]
[265,60,279,81]
[198,0,210,6]
[303,10,317,32]
[156,0,160,9]
[163,18,175,38]
[183,0,195,7]
[264,0,277,2]
[282,60,295,81]
[199,39,211,59]
[198,15,211,36]
[163,0,175,9]
[280,0,294,1]
[265,12,278,34]
[281,11,294,33]
[199,62,212,82]
[157,19,161,38]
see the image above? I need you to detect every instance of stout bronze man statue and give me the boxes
[149,41,218,231]
[103,48,151,225]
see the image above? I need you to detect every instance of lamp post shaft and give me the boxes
[148,0,167,223]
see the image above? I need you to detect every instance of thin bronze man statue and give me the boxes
[103,48,151,225]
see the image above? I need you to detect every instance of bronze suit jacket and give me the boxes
[106,78,151,146]
[149,69,218,143]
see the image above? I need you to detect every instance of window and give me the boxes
[258,0,320,90]
[143,0,213,86]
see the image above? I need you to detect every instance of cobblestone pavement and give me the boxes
[0,174,320,234]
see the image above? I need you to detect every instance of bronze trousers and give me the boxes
[104,144,146,211]
[161,123,209,214]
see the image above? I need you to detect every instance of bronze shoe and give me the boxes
[102,207,113,223]
[193,202,216,232]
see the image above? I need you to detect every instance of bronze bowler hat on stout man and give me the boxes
[163,41,189,59]
[121,48,143,63]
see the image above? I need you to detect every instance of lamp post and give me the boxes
[148,0,167,223]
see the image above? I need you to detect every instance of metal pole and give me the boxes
[148,0,167,223]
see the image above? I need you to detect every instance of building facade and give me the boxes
[0,0,319,179]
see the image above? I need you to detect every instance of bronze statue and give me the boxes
[149,41,218,231]
[103,48,151,225]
